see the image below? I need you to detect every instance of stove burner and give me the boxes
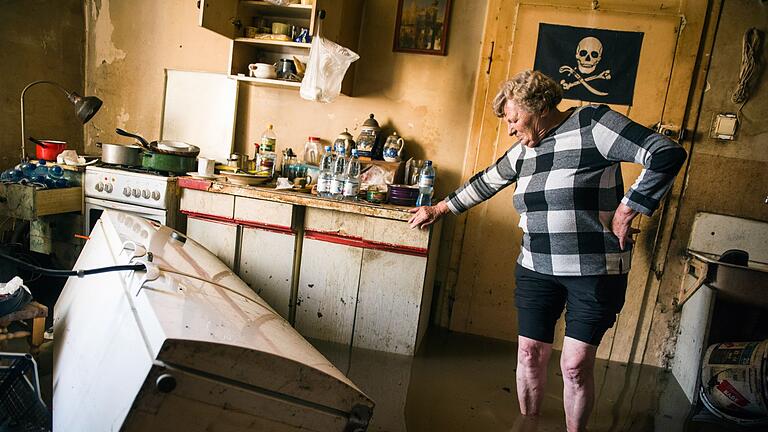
[94,162,177,178]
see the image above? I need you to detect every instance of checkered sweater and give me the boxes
[445,105,686,276]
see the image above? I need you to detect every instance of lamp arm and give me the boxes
[20,80,72,162]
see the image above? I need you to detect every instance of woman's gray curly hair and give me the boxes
[492,70,563,118]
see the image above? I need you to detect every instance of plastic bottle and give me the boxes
[317,145,333,197]
[260,124,277,153]
[329,149,347,200]
[34,160,48,175]
[415,160,435,207]
[343,149,361,201]
[47,164,65,188]
[20,162,36,179]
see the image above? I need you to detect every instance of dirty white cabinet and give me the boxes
[186,216,239,270]
[354,250,429,355]
[235,196,296,320]
[181,189,238,269]
[180,189,297,320]
[239,228,295,319]
[297,207,440,355]
[295,237,363,345]
[180,187,441,356]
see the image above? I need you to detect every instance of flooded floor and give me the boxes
[6,328,762,431]
[309,328,747,432]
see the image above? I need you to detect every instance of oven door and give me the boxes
[84,197,167,236]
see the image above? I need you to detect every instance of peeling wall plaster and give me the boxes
[0,0,85,169]
[91,0,127,67]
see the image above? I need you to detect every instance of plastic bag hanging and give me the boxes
[300,10,360,103]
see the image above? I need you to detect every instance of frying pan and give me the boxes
[115,128,200,157]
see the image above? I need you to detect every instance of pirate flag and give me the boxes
[533,23,644,106]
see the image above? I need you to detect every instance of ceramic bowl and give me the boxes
[248,63,277,79]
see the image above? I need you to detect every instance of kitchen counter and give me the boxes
[178,177,415,222]
[177,176,441,356]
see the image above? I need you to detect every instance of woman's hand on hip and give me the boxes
[611,203,640,250]
[408,201,449,230]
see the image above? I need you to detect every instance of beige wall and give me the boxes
[84,0,487,306]
[0,0,85,170]
[647,0,768,367]
[83,0,487,198]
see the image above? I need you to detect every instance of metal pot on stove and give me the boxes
[97,142,143,166]
[116,128,199,173]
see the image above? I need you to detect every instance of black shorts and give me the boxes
[514,265,628,346]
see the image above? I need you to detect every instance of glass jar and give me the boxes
[303,136,320,166]
[256,151,276,177]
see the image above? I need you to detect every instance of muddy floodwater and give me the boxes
[310,329,746,432]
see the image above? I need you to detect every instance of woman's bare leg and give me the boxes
[560,336,598,432]
[516,336,553,416]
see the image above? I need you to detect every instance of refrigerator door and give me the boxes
[54,210,373,431]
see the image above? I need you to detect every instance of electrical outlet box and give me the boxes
[711,113,738,140]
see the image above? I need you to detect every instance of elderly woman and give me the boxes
[409,70,686,431]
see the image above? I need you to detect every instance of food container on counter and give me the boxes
[387,184,419,206]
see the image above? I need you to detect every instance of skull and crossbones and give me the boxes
[559,36,612,96]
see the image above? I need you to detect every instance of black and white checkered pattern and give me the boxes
[445,105,686,276]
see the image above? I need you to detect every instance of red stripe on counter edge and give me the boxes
[304,230,428,257]
[178,177,211,190]
[181,211,294,234]
[235,219,294,235]
[181,212,427,256]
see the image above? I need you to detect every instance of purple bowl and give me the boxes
[388,196,417,207]
[388,184,419,199]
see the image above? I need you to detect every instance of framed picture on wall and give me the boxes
[393,0,452,55]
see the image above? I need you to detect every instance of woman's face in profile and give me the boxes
[504,100,543,148]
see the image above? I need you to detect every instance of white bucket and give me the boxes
[700,340,768,425]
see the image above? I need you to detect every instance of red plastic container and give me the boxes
[35,140,67,161]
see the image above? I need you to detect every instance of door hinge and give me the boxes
[486,41,495,75]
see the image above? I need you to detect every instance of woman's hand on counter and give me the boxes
[408,200,450,230]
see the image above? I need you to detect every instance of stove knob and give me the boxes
[132,188,140,198]
[151,191,161,201]
[95,182,104,192]
[104,183,113,193]
[142,189,150,199]
[123,187,131,197]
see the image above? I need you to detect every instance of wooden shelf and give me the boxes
[232,75,302,88]
[234,37,311,49]
[242,1,313,12]
[201,0,361,94]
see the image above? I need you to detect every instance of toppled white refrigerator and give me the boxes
[53,210,373,431]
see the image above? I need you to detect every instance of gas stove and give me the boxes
[84,165,183,234]
[85,165,178,210]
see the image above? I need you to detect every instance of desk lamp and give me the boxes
[20,80,103,162]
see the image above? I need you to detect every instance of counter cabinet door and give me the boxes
[295,237,363,345]
[239,227,296,320]
[354,249,428,356]
[186,216,239,271]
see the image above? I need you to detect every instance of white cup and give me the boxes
[197,157,216,176]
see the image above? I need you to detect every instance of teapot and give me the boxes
[355,114,381,159]
[333,128,355,157]
[383,132,405,162]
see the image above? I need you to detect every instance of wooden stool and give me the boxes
[0,301,48,354]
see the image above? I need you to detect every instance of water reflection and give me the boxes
[309,328,693,432]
